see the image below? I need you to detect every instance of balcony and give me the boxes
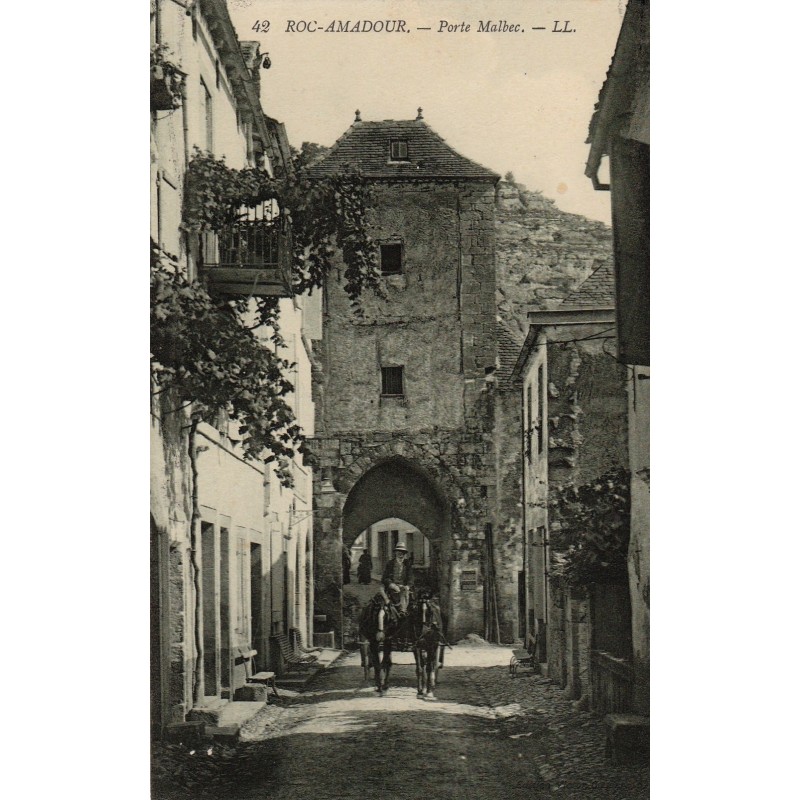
[199,204,293,298]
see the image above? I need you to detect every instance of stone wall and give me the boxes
[495,182,613,336]
[493,386,524,642]
[545,330,628,503]
[547,579,590,700]
[315,180,497,435]
[312,177,526,644]
[628,366,650,714]
[309,415,501,644]
[540,330,630,703]
[150,390,195,725]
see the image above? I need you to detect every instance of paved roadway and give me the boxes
[154,646,648,800]
[237,647,550,800]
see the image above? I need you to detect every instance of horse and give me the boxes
[409,591,446,699]
[357,590,410,696]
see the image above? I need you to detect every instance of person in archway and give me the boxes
[342,545,352,585]
[357,550,373,584]
[382,542,413,613]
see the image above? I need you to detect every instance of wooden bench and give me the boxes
[509,633,538,677]
[290,627,323,655]
[238,647,279,699]
[271,632,318,675]
[248,671,279,697]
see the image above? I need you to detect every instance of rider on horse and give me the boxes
[381,542,412,616]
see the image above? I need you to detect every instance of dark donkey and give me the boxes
[410,591,447,699]
[358,590,408,696]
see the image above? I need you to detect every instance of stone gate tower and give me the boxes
[308,111,519,644]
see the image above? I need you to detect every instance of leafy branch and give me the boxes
[548,467,631,587]
[182,150,383,312]
[151,240,308,484]
[151,148,381,486]
[151,44,186,110]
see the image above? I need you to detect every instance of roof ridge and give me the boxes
[422,121,497,176]
[309,117,499,180]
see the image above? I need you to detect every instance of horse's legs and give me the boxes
[360,640,370,682]
[426,644,438,697]
[414,647,425,696]
[369,639,383,693]
[381,642,392,690]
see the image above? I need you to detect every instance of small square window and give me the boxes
[390,140,409,161]
[381,366,404,396]
[380,243,403,275]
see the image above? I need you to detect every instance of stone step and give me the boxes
[604,713,649,764]
[163,721,205,744]
[186,699,267,740]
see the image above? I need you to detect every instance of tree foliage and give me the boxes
[181,149,382,309]
[151,149,381,485]
[548,467,631,587]
[151,240,307,485]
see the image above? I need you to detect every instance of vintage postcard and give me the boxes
[150,1,649,797]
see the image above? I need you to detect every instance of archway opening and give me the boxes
[342,517,439,646]
[347,518,436,591]
[337,457,452,646]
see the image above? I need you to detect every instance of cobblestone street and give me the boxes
[152,645,648,800]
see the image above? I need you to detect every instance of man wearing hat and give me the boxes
[382,542,413,612]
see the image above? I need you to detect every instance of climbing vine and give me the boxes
[548,467,631,587]
[151,239,305,485]
[181,150,383,310]
[151,148,382,486]
[150,44,186,110]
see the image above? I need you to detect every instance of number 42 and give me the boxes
[252,20,271,33]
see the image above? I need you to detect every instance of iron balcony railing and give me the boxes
[199,203,293,297]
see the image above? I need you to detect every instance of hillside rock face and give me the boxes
[495,181,613,338]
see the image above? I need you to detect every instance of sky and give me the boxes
[228,0,625,224]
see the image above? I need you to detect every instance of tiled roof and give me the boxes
[496,321,525,391]
[308,118,499,180]
[586,0,649,177]
[559,262,616,309]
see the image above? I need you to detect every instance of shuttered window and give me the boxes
[381,366,404,396]
[380,244,403,275]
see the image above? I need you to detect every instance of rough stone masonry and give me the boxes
[307,116,524,645]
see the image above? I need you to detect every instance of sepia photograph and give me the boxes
[149,1,649,796]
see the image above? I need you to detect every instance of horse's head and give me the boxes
[412,591,441,629]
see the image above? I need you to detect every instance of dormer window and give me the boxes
[390,140,409,161]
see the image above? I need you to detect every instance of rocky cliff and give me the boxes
[495,181,613,338]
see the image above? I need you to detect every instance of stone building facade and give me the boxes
[150,0,316,736]
[308,113,524,644]
[585,0,650,715]
[513,263,630,705]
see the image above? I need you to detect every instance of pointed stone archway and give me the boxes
[343,457,451,615]
[343,458,447,548]
[313,453,460,647]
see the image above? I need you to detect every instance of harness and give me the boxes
[412,599,452,650]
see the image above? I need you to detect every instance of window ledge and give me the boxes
[381,273,407,289]
[379,394,407,407]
